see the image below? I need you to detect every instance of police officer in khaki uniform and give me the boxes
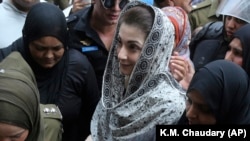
[189,0,222,33]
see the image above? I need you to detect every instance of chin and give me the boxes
[120,71,130,76]
[41,64,55,69]
[120,70,131,76]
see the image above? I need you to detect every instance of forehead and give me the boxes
[229,38,243,49]
[187,90,206,104]
[30,36,63,48]
[174,0,190,4]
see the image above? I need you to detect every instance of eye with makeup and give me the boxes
[185,97,192,106]
[226,16,232,21]
[9,134,22,140]
[117,35,143,53]
[127,43,142,53]
[235,18,247,25]
[186,96,213,114]
[31,42,63,52]
[226,16,246,25]
[7,129,27,141]
[117,36,122,48]
[228,46,243,57]
[197,104,213,114]
[232,48,243,57]
[30,42,46,51]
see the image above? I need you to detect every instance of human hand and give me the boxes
[72,0,93,13]
[179,59,195,90]
[169,52,188,82]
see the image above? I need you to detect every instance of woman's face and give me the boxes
[185,90,216,124]
[225,38,243,67]
[0,122,29,141]
[117,23,146,75]
[172,0,192,13]
[29,36,65,69]
[224,16,247,40]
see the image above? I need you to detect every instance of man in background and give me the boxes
[189,0,222,33]
[0,0,45,48]
[67,0,130,92]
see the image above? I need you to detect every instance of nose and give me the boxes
[185,104,197,120]
[45,50,54,59]
[117,46,127,60]
[225,50,233,61]
[112,0,122,11]
[227,18,236,29]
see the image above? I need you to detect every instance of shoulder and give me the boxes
[196,21,223,40]
[67,49,92,69]
[0,2,4,10]
[0,1,15,14]
[63,5,72,17]
[189,21,224,52]
[190,21,223,45]
[66,12,79,25]
[40,104,63,141]
[65,49,96,82]
[68,48,88,61]
[66,6,91,25]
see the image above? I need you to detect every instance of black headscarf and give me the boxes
[187,60,250,124]
[23,3,68,47]
[232,24,250,76]
[21,3,68,104]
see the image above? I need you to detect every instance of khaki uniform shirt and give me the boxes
[188,0,221,32]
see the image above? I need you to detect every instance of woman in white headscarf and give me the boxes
[91,1,186,141]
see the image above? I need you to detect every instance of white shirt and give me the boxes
[0,0,46,48]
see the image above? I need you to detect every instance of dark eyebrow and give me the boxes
[9,129,26,138]
[31,42,63,48]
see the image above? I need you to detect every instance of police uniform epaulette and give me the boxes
[40,104,63,141]
[40,104,62,119]
[66,14,79,24]
[191,0,211,11]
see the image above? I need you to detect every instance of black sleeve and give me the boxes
[60,49,100,140]
[80,53,100,139]
[0,38,25,61]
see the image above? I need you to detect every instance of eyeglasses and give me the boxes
[101,0,129,9]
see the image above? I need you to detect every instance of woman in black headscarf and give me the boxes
[225,23,250,76]
[0,3,100,141]
[185,60,250,124]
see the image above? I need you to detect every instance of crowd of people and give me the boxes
[1,0,250,141]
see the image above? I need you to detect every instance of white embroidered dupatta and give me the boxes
[91,1,186,140]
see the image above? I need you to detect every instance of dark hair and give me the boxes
[119,5,154,37]
[154,0,165,6]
